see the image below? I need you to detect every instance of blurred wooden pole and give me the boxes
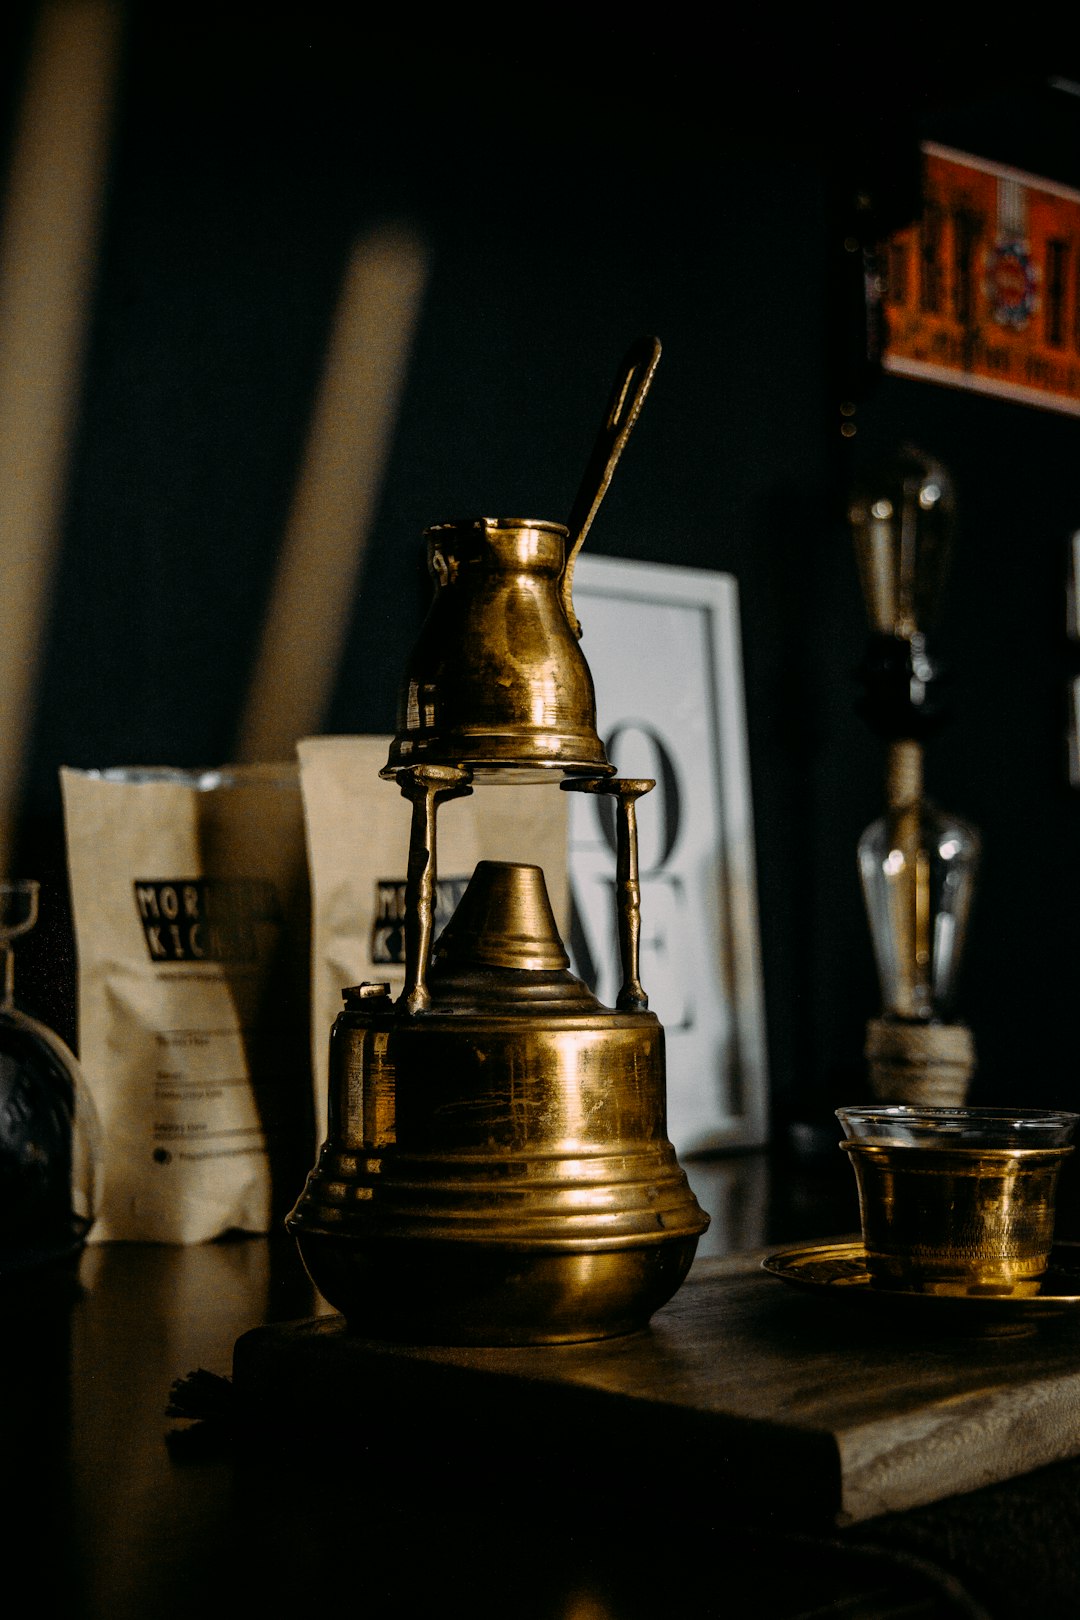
[0,0,121,874]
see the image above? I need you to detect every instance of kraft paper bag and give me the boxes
[61,765,313,1244]
[297,736,569,1141]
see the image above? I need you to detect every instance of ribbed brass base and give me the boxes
[287,1017,709,1342]
[289,1129,708,1344]
[288,861,709,1345]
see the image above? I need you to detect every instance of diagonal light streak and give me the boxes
[0,0,121,874]
[236,225,428,763]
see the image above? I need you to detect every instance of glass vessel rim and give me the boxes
[836,1104,1079,1147]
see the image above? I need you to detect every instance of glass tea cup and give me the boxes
[836,1105,1079,1296]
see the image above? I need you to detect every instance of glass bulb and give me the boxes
[858,801,979,1022]
[849,447,955,639]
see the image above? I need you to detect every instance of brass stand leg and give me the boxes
[564,776,655,1011]
[613,784,650,1010]
[394,764,472,1015]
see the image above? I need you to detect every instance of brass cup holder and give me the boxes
[837,1106,1079,1296]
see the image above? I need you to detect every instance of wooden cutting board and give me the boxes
[232,1246,1080,1525]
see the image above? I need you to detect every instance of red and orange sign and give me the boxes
[883,144,1080,415]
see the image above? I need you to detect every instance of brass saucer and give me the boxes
[762,1239,1080,1321]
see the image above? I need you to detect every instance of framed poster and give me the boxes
[568,555,769,1154]
[882,143,1080,416]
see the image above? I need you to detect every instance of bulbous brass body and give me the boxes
[288,863,709,1345]
[384,518,613,783]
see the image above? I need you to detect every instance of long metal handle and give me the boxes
[561,335,662,638]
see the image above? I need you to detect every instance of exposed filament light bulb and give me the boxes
[857,740,979,1024]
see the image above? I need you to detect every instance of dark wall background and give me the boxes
[7,7,1080,1146]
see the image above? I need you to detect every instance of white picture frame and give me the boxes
[568,555,769,1154]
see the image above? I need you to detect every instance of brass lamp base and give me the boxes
[287,861,709,1346]
[288,1002,707,1346]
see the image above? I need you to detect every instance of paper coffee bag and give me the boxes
[61,765,313,1243]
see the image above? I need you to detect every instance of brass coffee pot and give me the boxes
[386,334,662,783]
[384,515,610,782]
[287,338,709,1344]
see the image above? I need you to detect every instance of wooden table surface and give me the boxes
[235,1244,1080,1528]
[6,1149,1080,1619]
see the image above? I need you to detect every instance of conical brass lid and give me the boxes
[434,861,569,972]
